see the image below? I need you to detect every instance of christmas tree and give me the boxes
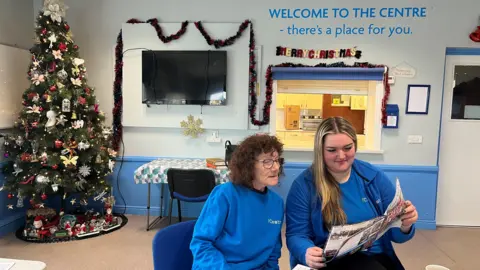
[1,0,116,209]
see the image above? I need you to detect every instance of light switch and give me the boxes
[407,135,423,144]
[388,76,395,85]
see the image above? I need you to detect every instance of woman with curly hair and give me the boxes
[190,134,285,269]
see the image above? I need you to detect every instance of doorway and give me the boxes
[437,53,480,226]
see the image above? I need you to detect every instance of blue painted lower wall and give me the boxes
[109,156,438,230]
[0,157,438,236]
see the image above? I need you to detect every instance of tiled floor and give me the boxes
[0,215,478,269]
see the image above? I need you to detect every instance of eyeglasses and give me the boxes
[257,158,284,169]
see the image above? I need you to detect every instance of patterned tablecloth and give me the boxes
[134,158,229,184]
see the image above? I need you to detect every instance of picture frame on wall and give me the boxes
[406,84,430,114]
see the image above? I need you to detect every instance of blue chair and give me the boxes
[166,168,216,224]
[152,220,196,270]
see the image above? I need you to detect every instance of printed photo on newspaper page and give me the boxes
[373,178,407,240]
[323,217,385,262]
[322,178,407,263]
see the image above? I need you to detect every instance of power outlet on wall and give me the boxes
[206,131,222,143]
[407,135,423,144]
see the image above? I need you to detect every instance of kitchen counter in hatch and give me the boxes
[275,130,366,150]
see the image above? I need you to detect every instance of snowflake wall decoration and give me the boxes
[180,115,205,138]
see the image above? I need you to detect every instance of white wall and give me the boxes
[0,0,34,162]
[32,0,480,165]
[0,0,34,49]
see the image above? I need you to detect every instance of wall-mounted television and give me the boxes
[142,50,227,106]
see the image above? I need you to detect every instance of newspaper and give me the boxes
[292,264,313,270]
[322,178,406,263]
[0,262,15,270]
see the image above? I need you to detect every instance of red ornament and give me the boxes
[78,96,86,105]
[48,62,56,73]
[31,122,38,128]
[41,28,47,35]
[49,85,57,92]
[85,87,91,95]
[52,164,58,169]
[7,193,14,199]
[55,139,63,148]
[58,42,67,51]
[470,26,480,42]
[65,24,70,31]
[41,193,47,200]
[21,153,32,162]
[73,45,78,50]
[28,93,37,100]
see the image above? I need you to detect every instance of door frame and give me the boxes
[435,47,480,226]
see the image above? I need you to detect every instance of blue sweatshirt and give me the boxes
[340,170,383,254]
[285,159,415,270]
[190,182,284,270]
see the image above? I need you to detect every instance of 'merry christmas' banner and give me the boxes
[276,46,362,59]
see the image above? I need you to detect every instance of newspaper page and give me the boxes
[323,217,385,262]
[292,264,313,270]
[0,262,15,270]
[323,178,406,262]
[372,178,406,240]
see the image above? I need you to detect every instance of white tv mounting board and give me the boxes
[0,44,31,129]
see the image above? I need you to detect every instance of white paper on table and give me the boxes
[0,262,15,270]
[407,86,429,113]
[293,264,313,270]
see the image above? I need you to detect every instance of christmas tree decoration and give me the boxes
[180,115,205,138]
[1,0,117,212]
[18,205,126,242]
[470,26,480,42]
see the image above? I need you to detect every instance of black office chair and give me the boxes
[166,168,216,224]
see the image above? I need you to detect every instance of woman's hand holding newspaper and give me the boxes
[305,246,326,269]
[400,200,418,233]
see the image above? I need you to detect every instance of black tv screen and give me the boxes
[142,50,227,105]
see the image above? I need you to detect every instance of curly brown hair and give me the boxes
[228,134,284,188]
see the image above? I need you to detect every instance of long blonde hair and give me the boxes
[313,117,357,229]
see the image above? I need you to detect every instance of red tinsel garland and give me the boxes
[194,20,270,126]
[194,20,249,48]
[112,19,189,151]
[381,69,391,125]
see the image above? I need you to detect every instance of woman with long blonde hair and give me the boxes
[286,117,418,270]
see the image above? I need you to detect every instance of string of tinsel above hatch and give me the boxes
[265,61,391,126]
